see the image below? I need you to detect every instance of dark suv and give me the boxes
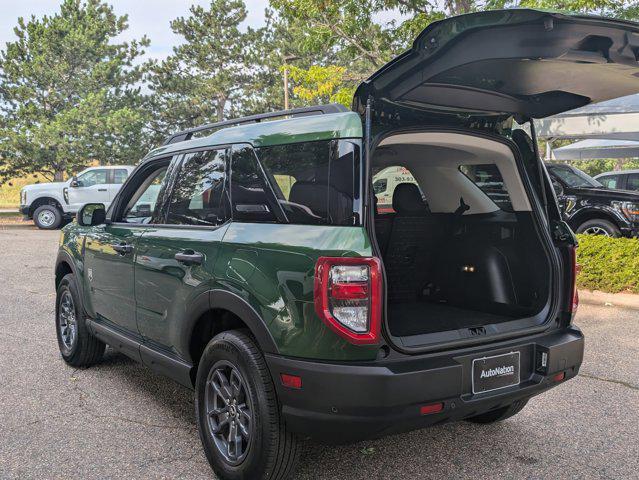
[54,9,639,479]
[547,163,639,237]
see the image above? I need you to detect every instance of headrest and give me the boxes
[392,183,428,215]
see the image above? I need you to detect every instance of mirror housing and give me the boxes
[77,203,106,226]
[552,180,564,197]
[70,176,80,188]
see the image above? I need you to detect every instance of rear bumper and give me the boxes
[266,327,584,444]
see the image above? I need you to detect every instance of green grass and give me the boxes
[576,234,639,293]
[0,174,48,209]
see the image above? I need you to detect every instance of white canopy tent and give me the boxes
[552,139,639,161]
[535,94,639,160]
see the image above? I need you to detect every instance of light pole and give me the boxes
[283,55,300,110]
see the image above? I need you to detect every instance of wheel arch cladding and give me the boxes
[570,207,623,230]
[30,196,63,215]
[184,289,279,382]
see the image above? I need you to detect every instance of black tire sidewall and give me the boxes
[195,332,278,480]
[576,219,620,237]
[34,205,62,229]
[55,274,100,365]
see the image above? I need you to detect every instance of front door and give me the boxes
[134,148,231,358]
[68,168,111,210]
[83,162,171,338]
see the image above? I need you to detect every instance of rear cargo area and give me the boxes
[372,132,551,344]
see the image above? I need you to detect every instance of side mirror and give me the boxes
[77,203,106,226]
[70,176,80,188]
[552,181,564,197]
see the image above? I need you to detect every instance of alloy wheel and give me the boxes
[583,226,610,236]
[58,291,77,353]
[205,360,253,465]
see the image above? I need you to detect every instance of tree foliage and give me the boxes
[0,0,150,182]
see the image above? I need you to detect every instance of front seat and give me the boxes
[384,183,440,303]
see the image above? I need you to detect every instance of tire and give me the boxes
[575,219,621,237]
[55,274,106,367]
[195,330,299,480]
[33,204,63,230]
[466,399,529,424]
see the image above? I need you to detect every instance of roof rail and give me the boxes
[162,103,350,146]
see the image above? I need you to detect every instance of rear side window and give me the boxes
[256,140,357,225]
[626,174,639,191]
[460,164,513,211]
[113,169,129,184]
[166,149,230,226]
[598,175,619,189]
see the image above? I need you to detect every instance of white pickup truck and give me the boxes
[20,166,135,229]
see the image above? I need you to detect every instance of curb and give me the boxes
[578,289,639,311]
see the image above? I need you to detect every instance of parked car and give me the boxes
[54,7,639,479]
[20,165,134,229]
[546,163,639,237]
[595,169,639,192]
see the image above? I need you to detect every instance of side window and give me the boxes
[77,169,108,187]
[460,164,514,212]
[122,167,168,224]
[257,140,357,225]
[626,174,639,191]
[166,149,230,226]
[230,146,277,223]
[598,175,618,189]
[113,169,129,184]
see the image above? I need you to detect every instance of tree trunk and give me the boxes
[54,168,65,182]
[216,94,227,122]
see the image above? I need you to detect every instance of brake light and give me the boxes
[568,245,579,316]
[314,257,382,345]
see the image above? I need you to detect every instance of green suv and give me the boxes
[55,9,639,479]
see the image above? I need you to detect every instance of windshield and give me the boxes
[548,164,603,188]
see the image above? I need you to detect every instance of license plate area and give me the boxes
[472,351,520,394]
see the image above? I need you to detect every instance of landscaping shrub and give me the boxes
[576,234,639,293]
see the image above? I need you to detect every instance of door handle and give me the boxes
[98,188,108,192]
[112,243,134,255]
[174,250,204,266]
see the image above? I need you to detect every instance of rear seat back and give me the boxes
[383,183,441,303]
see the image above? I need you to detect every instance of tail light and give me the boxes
[314,257,382,345]
[568,245,579,317]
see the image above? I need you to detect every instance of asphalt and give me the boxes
[0,229,637,479]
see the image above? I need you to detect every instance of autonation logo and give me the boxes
[480,365,515,379]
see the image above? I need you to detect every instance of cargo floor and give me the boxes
[388,302,516,337]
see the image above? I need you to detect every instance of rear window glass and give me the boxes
[372,166,418,214]
[460,164,513,211]
[256,140,357,225]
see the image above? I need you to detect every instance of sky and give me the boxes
[0,0,274,61]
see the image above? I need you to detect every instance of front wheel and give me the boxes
[195,330,299,480]
[576,219,621,237]
[55,274,106,367]
[33,204,62,229]
[466,399,529,424]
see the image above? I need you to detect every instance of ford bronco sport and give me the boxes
[55,9,639,479]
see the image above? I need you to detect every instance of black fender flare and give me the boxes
[209,289,279,355]
[178,289,280,364]
[567,206,628,230]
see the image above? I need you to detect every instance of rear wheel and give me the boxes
[576,219,620,237]
[195,330,299,480]
[466,399,529,424]
[33,204,62,229]
[55,274,106,367]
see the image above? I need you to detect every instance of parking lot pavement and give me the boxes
[1,229,638,480]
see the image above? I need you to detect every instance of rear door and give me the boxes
[134,148,231,358]
[354,9,639,119]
